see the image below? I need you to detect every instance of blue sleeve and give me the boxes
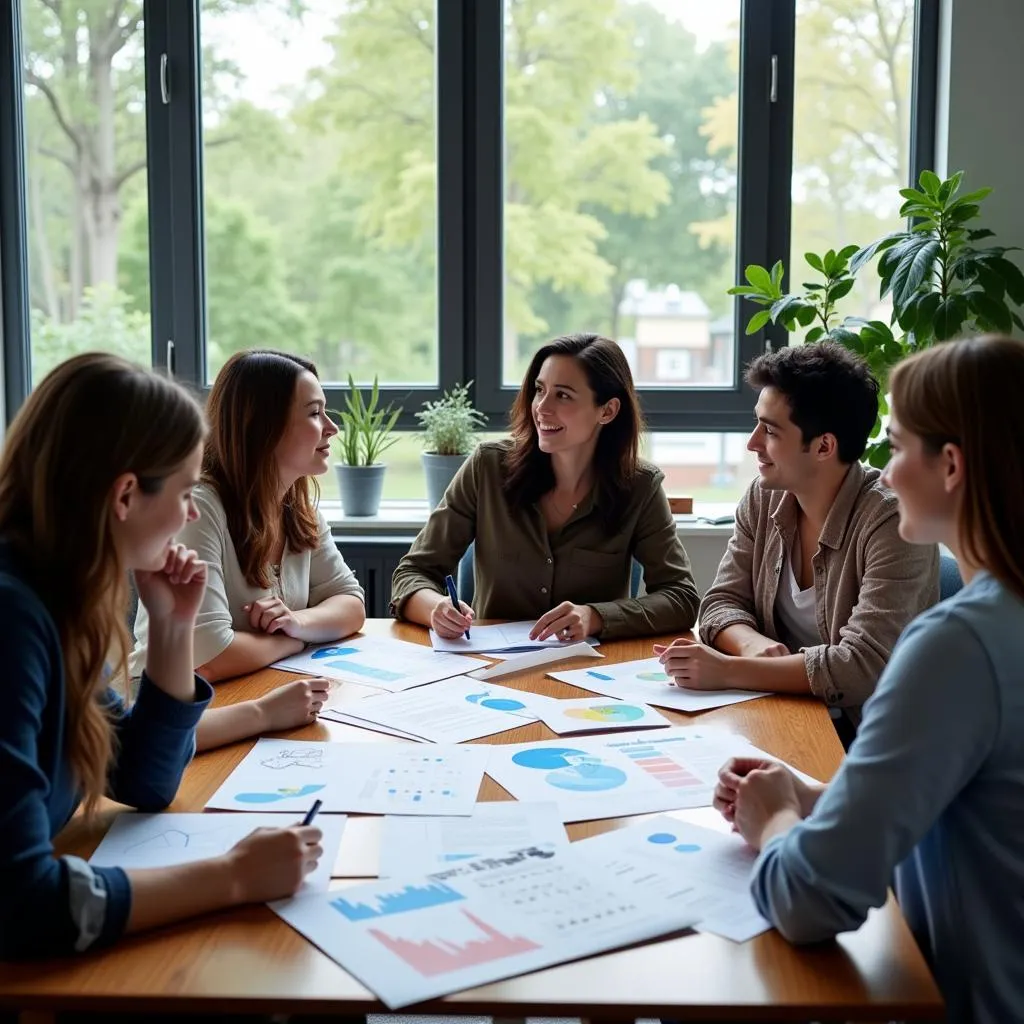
[107,673,213,811]
[0,583,130,958]
[750,604,999,943]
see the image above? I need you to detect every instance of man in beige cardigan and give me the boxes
[657,342,938,740]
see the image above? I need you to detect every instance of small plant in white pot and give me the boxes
[416,381,486,509]
[332,375,402,517]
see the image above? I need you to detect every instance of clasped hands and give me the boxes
[243,594,314,640]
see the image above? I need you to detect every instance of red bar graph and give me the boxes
[368,909,540,977]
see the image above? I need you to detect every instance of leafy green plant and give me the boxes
[728,170,1024,467]
[332,375,402,466]
[415,381,487,456]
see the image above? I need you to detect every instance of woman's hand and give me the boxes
[244,596,306,638]
[531,601,602,642]
[714,757,813,851]
[430,598,475,639]
[654,638,733,690]
[226,825,323,903]
[135,543,207,627]
[256,678,332,731]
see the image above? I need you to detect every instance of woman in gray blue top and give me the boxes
[0,354,324,958]
[713,335,1024,1024]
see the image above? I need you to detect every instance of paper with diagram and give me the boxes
[205,738,490,816]
[273,635,484,692]
[336,676,545,744]
[378,801,569,878]
[535,696,671,735]
[550,657,771,713]
[575,815,769,942]
[430,621,601,655]
[271,843,698,1008]
[89,812,345,893]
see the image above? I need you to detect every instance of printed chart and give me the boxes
[337,676,545,744]
[484,727,750,822]
[206,738,491,815]
[576,814,770,942]
[273,635,484,692]
[536,696,671,735]
[550,657,771,713]
[272,844,698,1007]
[378,801,568,878]
[90,813,345,894]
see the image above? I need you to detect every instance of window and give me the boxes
[19,0,151,385]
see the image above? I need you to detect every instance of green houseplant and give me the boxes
[332,374,402,516]
[415,381,487,509]
[729,170,1024,465]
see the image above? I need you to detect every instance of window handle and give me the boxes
[769,54,778,104]
[160,53,170,105]
[166,339,175,375]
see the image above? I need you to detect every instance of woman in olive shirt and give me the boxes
[391,333,700,640]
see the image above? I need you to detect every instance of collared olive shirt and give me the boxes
[699,461,939,717]
[390,441,699,639]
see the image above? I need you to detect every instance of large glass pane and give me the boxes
[790,0,915,324]
[501,0,740,389]
[21,1,151,384]
[199,1,439,387]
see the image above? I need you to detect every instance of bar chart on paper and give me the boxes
[331,883,465,921]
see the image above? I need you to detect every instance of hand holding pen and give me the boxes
[430,574,474,640]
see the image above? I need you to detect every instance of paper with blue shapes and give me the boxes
[273,635,485,692]
[206,738,491,816]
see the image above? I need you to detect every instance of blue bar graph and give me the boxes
[330,882,465,921]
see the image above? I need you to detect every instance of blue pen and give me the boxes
[301,798,323,826]
[444,573,471,640]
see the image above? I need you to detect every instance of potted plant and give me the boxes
[729,169,1024,465]
[415,381,487,508]
[332,374,402,516]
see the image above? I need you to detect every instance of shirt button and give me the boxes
[546,557,553,564]
[540,586,548,594]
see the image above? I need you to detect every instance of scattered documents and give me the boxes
[272,843,697,1008]
[90,812,345,894]
[550,656,771,713]
[378,801,569,878]
[430,621,600,655]
[206,738,490,816]
[468,641,602,680]
[536,696,671,735]
[274,635,484,692]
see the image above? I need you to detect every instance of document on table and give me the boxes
[430,621,601,655]
[535,695,672,735]
[468,641,603,679]
[378,801,569,878]
[550,656,771,713]
[273,635,485,692]
[205,738,490,816]
[336,676,546,744]
[271,843,698,1008]
[574,814,770,942]
[90,812,345,894]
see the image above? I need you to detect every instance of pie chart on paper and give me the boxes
[564,703,646,724]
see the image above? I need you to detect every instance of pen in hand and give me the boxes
[301,798,323,826]
[444,573,471,640]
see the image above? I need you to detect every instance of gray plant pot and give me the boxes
[422,452,468,509]
[335,463,387,517]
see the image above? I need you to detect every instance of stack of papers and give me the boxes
[430,621,600,655]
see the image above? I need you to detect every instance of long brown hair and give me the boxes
[203,350,321,588]
[889,335,1024,600]
[503,333,644,527]
[0,353,206,811]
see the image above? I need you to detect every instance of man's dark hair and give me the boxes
[744,342,880,464]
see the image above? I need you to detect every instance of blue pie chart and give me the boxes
[512,747,588,769]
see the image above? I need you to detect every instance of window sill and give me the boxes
[323,499,737,539]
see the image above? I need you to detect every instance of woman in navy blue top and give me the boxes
[0,354,324,959]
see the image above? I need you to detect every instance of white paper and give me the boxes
[536,696,672,735]
[271,843,697,1008]
[89,813,345,894]
[336,676,543,744]
[484,725,757,823]
[468,641,603,680]
[205,738,490,816]
[317,708,428,742]
[378,801,569,878]
[273,636,485,692]
[551,656,771,713]
[576,815,770,942]
[430,621,600,655]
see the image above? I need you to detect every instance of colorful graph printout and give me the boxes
[536,696,671,735]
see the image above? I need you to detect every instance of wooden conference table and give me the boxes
[0,620,942,1022]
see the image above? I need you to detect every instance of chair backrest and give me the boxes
[939,552,964,602]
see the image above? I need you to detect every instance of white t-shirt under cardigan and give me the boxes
[130,483,365,675]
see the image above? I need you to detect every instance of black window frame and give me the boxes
[1,0,938,433]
